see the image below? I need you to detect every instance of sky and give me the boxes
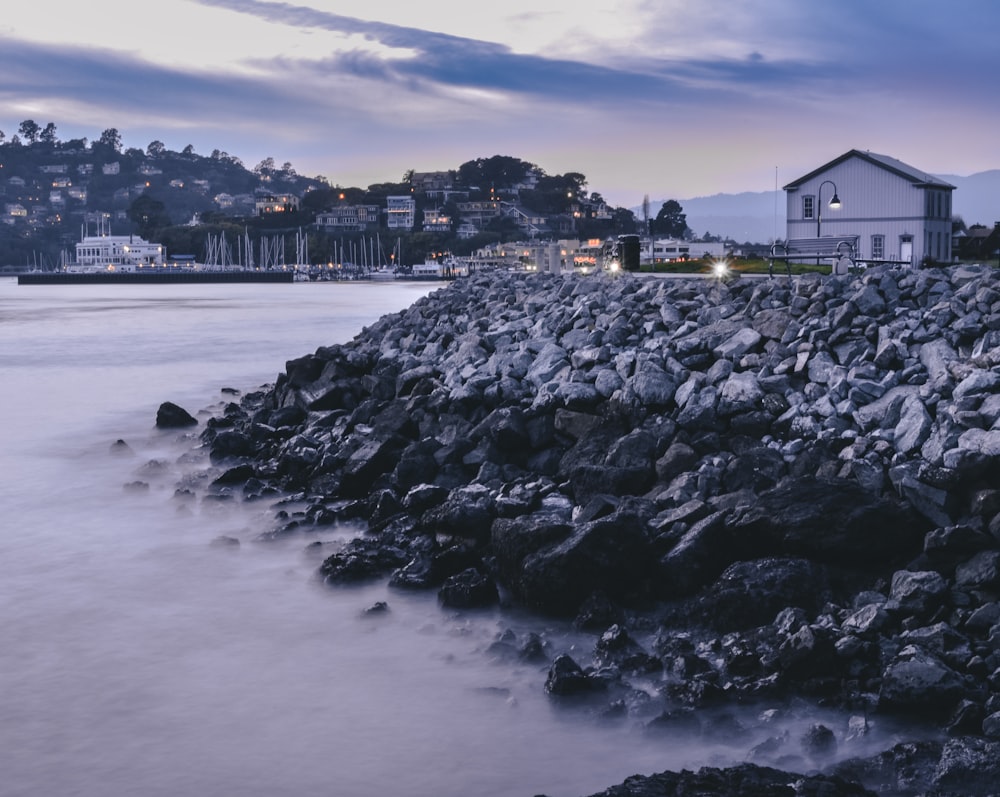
[1,0,998,208]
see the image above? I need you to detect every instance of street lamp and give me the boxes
[816,179,841,237]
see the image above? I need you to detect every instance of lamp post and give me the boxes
[816,179,842,237]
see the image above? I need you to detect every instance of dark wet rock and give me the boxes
[690,557,831,633]
[544,653,603,697]
[362,600,389,615]
[948,699,986,736]
[727,476,929,568]
[878,646,968,717]
[318,537,410,584]
[422,483,496,542]
[211,463,256,486]
[514,507,653,616]
[801,723,837,761]
[593,624,662,676]
[833,740,943,797]
[155,401,198,428]
[955,550,1000,591]
[889,569,950,617]
[579,762,875,797]
[205,429,256,463]
[110,438,134,456]
[656,510,732,597]
[932,736,1000,796]
[490,512,573,588]
[437,567,498,609]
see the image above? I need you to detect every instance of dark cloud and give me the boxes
[0,36,304,118]
[192,0,789,104]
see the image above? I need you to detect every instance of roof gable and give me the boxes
[784,149,956,191]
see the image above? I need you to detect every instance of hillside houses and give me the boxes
[5,129,996,272]
[316,204,381,232]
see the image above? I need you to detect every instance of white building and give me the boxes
[650,238,727,262]
[783,150,955,266]
[386,195,416,230]
[72,233,165,272]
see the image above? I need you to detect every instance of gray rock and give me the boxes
[889,570,949,616]
[955,550,1000,590]
[879,646,967,715]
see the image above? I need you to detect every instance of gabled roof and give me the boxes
[784,149,956,191]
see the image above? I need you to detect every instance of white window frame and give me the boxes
[872,235,885,260]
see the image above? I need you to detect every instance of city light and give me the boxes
[711,259,730,280]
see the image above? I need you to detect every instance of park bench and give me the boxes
[769,235,860,276]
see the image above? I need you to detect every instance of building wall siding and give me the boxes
[785,154,952,265]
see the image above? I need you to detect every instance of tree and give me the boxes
[610,206,639,234]
[18,119,41,144]
[128,194,172,237]
[253,157,275,176]
[457,156,534,190]
[147,140,166,157]
[0,129,5,145]
[182,144,195,156]
[651,200,689,238]
[40,123,58,144]
[98,128,122,152]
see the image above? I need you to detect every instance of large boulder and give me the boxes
[688,557,831,632]
[515,508,653,616]
[155,401,198,428]
[878,646,968,717]
[727,477,929,567]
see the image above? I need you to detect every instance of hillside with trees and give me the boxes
[0,121,652,269]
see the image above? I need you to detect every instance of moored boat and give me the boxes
[18,225,296,284]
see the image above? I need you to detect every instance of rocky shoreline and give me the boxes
[163,266,1000,795]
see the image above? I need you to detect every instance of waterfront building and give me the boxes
[783,150,955,266]
[73,233,165,271]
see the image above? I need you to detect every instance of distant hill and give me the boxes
[677,191,785,245]
[644,170,1000,244]
[939,170,1000,227]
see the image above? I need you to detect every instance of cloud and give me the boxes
[193,0,827,107]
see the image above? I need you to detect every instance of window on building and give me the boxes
[872,235,885,260]
[803,195,815,220]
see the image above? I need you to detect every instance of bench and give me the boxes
[769,235,860,276]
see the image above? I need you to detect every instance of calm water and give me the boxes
[0,278,891,797]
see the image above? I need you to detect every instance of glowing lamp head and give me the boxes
[711,260,730,280]
[828,193,842,209]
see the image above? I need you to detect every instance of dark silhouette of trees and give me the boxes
[18,120,41,144]
[98,128,122,153]
[128,194,172,238]
[651,200,690,238]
